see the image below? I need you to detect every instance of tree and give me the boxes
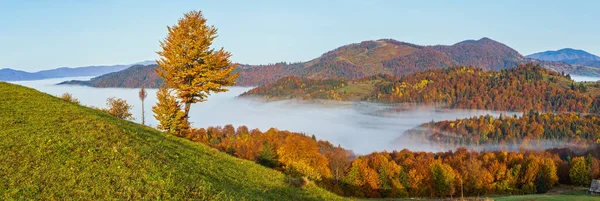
[277,134,331,181]
[153,87,188,135]
[430,161,456,197]
[569,156,591,186]
[257,141,278,168]
[138,87,148,125]
[103,97,134,120]
[59,93,80,104]
[156,10,238,122]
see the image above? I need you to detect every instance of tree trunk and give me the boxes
[184,102,192,119]
[141,100,145,125]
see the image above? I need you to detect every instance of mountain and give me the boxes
[527,48,600,68]
[0,82,342,200]
[132,60,157,66]
[0,68,45,81]
[236,37,525,86]
[58,64,163,88]
[0,61,155,82]
[59,38,600,88]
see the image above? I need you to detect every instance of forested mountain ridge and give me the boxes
[59,38,600,88]
[242,64,600,113]
[236,37,525,86]
[58,64,164,88]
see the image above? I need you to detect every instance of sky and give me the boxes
[1,0,599,71]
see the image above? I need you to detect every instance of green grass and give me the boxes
[0,82,345,200]
[492,192,599,201]
[337,79,382,100]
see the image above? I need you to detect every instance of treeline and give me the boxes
[405,112,600,149]
[234,63,304,86]
[241,76,350,101]
[178,125,600,198]
[372,64,597,113]
[243,64,600,114]
[240,74,396,101]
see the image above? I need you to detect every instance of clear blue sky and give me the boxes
[1,0,599,71]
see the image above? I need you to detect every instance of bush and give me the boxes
[103,97,134,120]
[59,93,80,104]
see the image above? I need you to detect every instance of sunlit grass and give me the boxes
[0,82,343,200]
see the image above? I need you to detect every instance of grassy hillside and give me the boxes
[0,82,343,200]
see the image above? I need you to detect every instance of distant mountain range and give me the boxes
[0,60,157,81]
[58,38,600,88]
[527,48,600,68]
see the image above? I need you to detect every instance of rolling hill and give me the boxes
[0,82,342,200]
[58,38,600,88]
[241,64,600,113]
[58,64,163,88]
[527,48,600,68]
[235,37,525,86]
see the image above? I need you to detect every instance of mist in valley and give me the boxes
[11,75,600,154]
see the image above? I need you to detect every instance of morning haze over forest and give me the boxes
[2,1,600,200]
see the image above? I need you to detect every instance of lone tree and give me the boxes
[104,97,134,120]
[139,87,148,125]
[155,10,238,126]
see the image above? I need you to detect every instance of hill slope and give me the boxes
[59,38,600,88]
[236,38,524,86]
[58,64,163,88]
[242,64,600,113]
[527,48,600,68]
[0,82,342,200]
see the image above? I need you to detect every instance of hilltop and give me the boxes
[58,64,163,88]
[236,37,524,86]
[59,38,600,88]
[0,82,342,200]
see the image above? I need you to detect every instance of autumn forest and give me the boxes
[3,5,600,201]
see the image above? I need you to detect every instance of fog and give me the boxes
[401,126,597,153]
[571,75,600,82]
[6,77,550,154]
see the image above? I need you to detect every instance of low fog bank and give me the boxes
[13,78,523,154]
[571,75,600,82]
[400,126,598,153]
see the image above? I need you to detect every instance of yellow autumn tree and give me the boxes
[155,10,238,123]
[276,134,331,181]
[104,97,134,120]
[152,87,188,135]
